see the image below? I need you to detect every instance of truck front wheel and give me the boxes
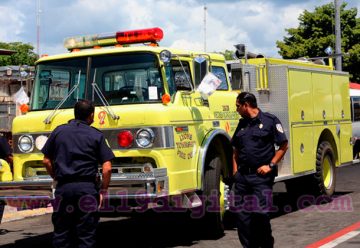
[201,155,224,236]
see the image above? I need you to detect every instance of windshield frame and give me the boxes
[31,52,164,111]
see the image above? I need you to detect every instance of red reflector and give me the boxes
[116,27,163,45]
[175,127,183,132]
[117,131,134,148]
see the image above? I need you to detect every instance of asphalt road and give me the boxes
[1,163,360,248]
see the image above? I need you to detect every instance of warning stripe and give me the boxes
[306,221,360,248]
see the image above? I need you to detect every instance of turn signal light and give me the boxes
[162,93,171,104]
[117,130,134,148]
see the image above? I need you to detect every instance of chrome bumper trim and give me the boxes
[0,168,168,200]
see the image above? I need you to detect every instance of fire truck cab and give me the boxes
[1,28,237,234]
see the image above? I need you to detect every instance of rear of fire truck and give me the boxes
[0,28,238,234]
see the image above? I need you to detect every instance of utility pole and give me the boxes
[36,0,41,56]
[203,3,207,52]
[335,0,342,71]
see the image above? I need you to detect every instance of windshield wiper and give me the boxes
[91,69,119,120]
[173,54,194,92]
[44,70,82,124]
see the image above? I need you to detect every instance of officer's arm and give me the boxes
[101,160,112,191]
[257,141,288,175]
[232,148,238,175]
[271,141,288,165]
[42,156,55,179]
[5,154,13,165]
[99,161,112,209]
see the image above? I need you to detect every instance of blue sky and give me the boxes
[0,0,359,57]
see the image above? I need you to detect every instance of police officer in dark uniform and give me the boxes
[231,92,288,248]
[0,134,13,168]
[42,99,114,248]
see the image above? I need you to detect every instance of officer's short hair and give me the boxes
[74,100,95,121]
[237,92,257,108]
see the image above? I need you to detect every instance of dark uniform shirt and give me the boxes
[0,136,11,160]
[231,110,287,168]
[41,119,114,181]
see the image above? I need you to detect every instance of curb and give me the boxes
[1,205,53,223]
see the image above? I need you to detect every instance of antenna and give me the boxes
[203,3,207,52]
[36,0,41,56]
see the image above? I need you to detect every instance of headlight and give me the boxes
[18,135,34,153]
[35,135,48,150]
[135,128,155,148]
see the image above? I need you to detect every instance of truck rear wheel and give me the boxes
[315,141,336,196]
[201,155,224,236]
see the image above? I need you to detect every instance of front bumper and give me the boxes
[0,168,168,204]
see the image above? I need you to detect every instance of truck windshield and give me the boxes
[31,53,163,110]
[31,58,87,110]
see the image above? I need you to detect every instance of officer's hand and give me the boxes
[98,190,106,210]
[257,165,272,175]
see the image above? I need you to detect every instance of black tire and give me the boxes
[285,141,336,204]
[201,156,224,236]
[314,141,336,196]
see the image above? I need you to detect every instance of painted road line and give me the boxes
[306,221,360,248]
[319,231,360,248]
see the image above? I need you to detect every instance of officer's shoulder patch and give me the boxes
[276,124,284,133]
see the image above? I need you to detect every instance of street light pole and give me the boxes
[36,0,41,56]
[204,3,207,52]
[335,0,342,71]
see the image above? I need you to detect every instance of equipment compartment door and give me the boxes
[288,69,314,123]
[339,123,353,164]
[291,126,315,173]
[313,73,334,121]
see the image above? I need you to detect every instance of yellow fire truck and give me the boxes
[0,27,353,233]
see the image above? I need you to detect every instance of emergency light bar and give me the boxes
[116,27,163,45]
[64,27,164,51]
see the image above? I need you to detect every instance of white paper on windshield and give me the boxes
[197,72,222,99]
[148,86,158,100]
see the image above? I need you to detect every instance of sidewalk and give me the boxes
[1,205,53,223]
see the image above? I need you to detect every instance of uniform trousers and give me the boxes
[232,170,276,248]
[51,182,99,248]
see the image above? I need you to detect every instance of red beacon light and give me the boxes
[116,27,163,45]
[64,27,164,51]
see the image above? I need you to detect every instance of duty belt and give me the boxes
[238,166,258,175]
[57,176,97,185]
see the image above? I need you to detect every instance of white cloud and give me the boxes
[170,39,203,51]
[0,0,358,58]
[0,6,25,42]
[123,0,154,29]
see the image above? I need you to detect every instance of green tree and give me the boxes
[216,49,235,60]
[0,42,38,66]
[277,3,360,82]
